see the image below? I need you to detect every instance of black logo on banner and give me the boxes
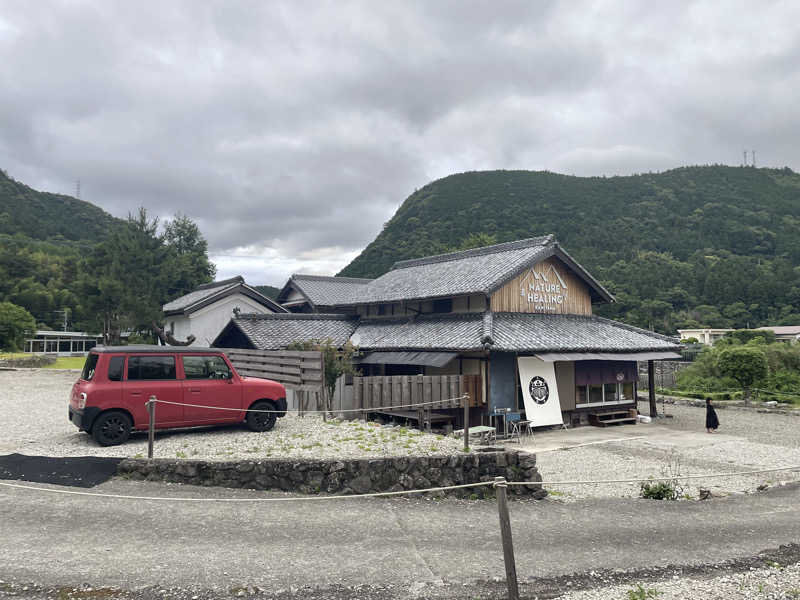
[528,376,549,405]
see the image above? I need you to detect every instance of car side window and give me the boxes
[108,356,125,381]
[182,355,232,380]
[128,356,176,380]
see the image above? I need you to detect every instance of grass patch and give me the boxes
[42,356,86,369]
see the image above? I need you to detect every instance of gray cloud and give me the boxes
[1,0,799,285]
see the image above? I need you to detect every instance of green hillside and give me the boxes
[0,169,213,339]
[0,168,122,243]
[254,285,280,299]
[339,166,800,334]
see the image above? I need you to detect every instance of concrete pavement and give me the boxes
[1,477,798,594]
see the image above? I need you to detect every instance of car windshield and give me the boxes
[81,353,99,381]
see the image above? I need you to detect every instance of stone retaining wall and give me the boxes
[118,449,546,498]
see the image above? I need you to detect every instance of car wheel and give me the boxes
[92,411,132,446]
[245,400,277,432]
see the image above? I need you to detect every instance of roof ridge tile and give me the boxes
[391,235,554,270]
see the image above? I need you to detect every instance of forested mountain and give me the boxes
[254,285,280,299]
[0,169,214,343]
[0,168,123,243]
[339,166,800,334]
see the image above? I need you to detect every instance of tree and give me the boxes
[162,213,216,301]
[287,339,359,419]
[723,329,777,345]
[717,346,768,405]
[78,208,165,343]
[0,301,36,351]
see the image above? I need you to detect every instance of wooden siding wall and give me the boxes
[490,257,592,315]
[352,374,482,410]
[222,348,324,391]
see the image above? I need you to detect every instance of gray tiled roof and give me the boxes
[231,313,358,350]
[226,310,679,354]
[163,276,286,315]
[280,274,372,307]
[352,314,485,351]
[335,236,613,306]
[163,277,244,312]
[490,313,680,352]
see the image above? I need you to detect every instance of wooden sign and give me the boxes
[491,257,592,315]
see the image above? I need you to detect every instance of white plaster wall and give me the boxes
[284,289,305,302]
[170,293,277,347]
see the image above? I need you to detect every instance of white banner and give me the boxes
[517,357,564,427]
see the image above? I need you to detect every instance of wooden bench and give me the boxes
[589,407,638,427]
[370,409,456,431]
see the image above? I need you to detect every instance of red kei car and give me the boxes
[69,346,287,446]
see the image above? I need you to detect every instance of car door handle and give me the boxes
[188,388,201,394]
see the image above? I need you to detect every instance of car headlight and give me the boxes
[79,392,87,409]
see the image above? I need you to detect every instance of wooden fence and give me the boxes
[221,348,324,391]
[352,374,482,411]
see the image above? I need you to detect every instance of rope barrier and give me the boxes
[150,395,469,414]
[506,464,800,486]
[0,465,797,502]
[655,387,800,401]
[0,479,493,502]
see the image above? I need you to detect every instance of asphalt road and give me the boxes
[1,478,799,595]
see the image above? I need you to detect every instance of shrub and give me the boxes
[0,302,36,352]
[640,480,680,501]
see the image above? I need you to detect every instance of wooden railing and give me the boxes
[352,374,482,411]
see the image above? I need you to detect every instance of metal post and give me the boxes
[494,476,520,600]
[147,396,156,459]
[648,360,657,418]
[463,394,470,452]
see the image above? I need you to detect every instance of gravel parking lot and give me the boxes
[534,402,800,500]
[0,369,464,459]
[4,369,800,500]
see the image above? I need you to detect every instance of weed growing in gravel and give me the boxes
[625,584,661,599]
[175,451,186,459]
[640,449,686,501]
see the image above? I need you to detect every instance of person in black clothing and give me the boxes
[706,398,719,433]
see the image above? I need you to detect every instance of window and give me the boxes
[621,382,634,401]
[127,356,176,380]
[575,382,634,406]
[182,355,231,380]
[81,353,99,381]
[108,356,125,381]
[588,384,603,403]
[432,298,452,313]
[576,385,588,405]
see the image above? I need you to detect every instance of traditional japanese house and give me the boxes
[276,274,372,313]
[215,236,681,428]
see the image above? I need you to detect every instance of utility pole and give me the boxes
[54,308,70,331]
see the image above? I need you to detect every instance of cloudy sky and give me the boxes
[1,1,798,286]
